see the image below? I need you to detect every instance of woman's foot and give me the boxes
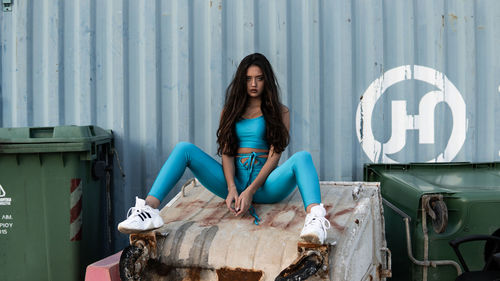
[117,197,164,234]
[300,203,331,244]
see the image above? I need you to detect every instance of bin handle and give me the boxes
[382,198,410,221]
[382,199,462,278]
[29,127,54,138]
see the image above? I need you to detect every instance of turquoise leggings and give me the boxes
[148,142,321,209]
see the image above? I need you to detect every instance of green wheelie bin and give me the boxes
[364,162,500,281]
[0,125,113,281]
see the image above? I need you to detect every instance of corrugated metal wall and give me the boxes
[2,0,500,250]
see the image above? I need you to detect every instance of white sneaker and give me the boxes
[117,197,164,234]
[300,203,331,244]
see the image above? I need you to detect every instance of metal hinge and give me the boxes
[2,0,13,12]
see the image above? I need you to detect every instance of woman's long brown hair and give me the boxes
[217,53,289,156]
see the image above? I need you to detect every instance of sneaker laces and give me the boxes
[126,205,151,219]
[126,206,141,218]
[305,214,331,238]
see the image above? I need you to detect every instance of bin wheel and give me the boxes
[484,229,500,266]
[430,199,448,234]
[119,245,144,281]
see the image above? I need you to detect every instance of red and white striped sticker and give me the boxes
[70,179,82,241]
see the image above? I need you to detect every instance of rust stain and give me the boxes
[167,198,355,231]
[323,207,355,232]
[297,241,329,250]
[166,200,222,223]
[262,205,305,229]
[176,200,207,208]
[145,260,173,277]
[280,243,330,279]
[199,202,233,226]
[185,267,201,281]
[216,267,263,281]
[333,207,355,216]
[323,203,333,211]
[449,13,458,21]
[331,221,345,232]
[376,263,392,279]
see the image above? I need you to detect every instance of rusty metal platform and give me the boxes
[136,180,390,281]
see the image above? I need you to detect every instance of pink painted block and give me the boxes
[85,251,122,281]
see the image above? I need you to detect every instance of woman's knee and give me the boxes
[291,150,312,162]
[174,141,196,152]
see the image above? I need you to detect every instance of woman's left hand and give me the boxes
[235,189,254,216]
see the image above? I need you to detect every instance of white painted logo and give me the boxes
[356,65,467,163]
[0,184,11,206]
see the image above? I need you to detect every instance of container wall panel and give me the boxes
[1,0,499,249]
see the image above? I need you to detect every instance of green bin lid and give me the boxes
[0,125,112,154]
[365,162,500,217]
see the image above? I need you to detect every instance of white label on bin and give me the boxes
[0,224,12,235]
[0,216,13,235]
[0,185,13,235]
[356,65,467,163]
[0,184,11,206]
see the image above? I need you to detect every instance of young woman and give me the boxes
[118,53,331,244]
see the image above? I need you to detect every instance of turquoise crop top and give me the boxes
[235,115,269,150]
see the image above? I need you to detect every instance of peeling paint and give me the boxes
[216,267,263,281]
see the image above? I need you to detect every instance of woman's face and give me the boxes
[246,65,265,98]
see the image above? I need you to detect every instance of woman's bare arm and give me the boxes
[220,106,239,214]
[222,153,237,192]
[222,153,239,215]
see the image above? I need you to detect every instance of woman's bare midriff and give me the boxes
[237,147,269,158]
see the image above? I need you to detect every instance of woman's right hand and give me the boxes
[225,188,239,215]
